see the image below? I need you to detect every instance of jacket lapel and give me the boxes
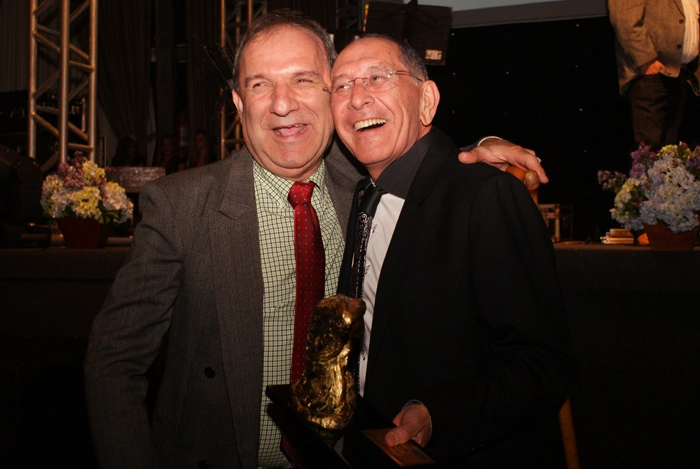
[210,149,265,469]
[205,142,360,466]
[365,130,455,383]
[324,138,364,238]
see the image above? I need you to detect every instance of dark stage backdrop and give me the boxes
[427,16,678,241]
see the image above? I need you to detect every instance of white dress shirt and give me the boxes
[358,192,404,395]
[680,0,700,64]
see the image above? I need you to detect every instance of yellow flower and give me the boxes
[82,160,106,183]
[69,187,101,220]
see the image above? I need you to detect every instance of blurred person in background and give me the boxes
[112,136,146,167]
[192,128,217,167]
[609,0,700,150]
[154,134,185,174]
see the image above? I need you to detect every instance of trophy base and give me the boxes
[265,384,435,468]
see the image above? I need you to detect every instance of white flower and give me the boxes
[611,179,644,230]
[101,182,134,223]
[639,156,700,232]
[41,175,71,218]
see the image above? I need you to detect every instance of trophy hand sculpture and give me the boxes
[291,294,366,430]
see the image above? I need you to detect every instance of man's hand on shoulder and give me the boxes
[385,402,432,448]
[459,137,548,184]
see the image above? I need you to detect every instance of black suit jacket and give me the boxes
[338,129,577,468]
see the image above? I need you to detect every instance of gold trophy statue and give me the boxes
[291,294,366,430]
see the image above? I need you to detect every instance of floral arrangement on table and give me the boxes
[41,153,133,225]
[598,143,700,233]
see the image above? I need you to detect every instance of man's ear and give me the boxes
[419,80,440,127]
[231,90,243,115]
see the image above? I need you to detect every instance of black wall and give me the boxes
[427,16,668,241]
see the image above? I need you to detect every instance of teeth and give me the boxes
[354,119,386,131]
[274,124,305,135]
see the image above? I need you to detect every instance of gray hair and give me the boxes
[360,33,429,81]
[232,9,336,93]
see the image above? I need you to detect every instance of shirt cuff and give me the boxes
[476,135,503,147]
[460,135,503,153]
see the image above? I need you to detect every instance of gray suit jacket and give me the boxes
[84,143,360,468]
[609,0,700,95]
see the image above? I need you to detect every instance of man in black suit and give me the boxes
[334,35,577,468]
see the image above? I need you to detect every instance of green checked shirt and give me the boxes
[253,159,345,468]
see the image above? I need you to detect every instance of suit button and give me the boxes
[204,367,215,378]
[199,461,209,469]
[678,44,683,50]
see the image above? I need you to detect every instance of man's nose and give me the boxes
[269,83,299,116]
[349,79,374,109]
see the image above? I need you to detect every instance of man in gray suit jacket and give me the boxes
[609,0,700,149]
[84,10,546,469]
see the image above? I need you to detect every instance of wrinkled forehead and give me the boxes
[243,25,331,72]
[332,38,403,79]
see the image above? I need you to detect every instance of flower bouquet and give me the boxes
[598,143,700,233]
[41,154,133,247]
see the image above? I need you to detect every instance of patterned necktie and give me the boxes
[349,181,385,299]
[282,181,325,467]
[287,181,325,381]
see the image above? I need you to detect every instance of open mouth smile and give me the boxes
[354,119,386,131]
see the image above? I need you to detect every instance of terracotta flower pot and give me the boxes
[57,216,110,249]
[642,222,699,251]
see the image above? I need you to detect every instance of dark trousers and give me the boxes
[627,73,688,150]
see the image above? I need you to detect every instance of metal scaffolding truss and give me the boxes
[218,0,267,157]
[28,0,98,164]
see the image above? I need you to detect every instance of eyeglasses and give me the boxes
[329,69,423,96]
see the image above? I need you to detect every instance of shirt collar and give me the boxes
[252,159,327,208]
[374,129,434,199]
